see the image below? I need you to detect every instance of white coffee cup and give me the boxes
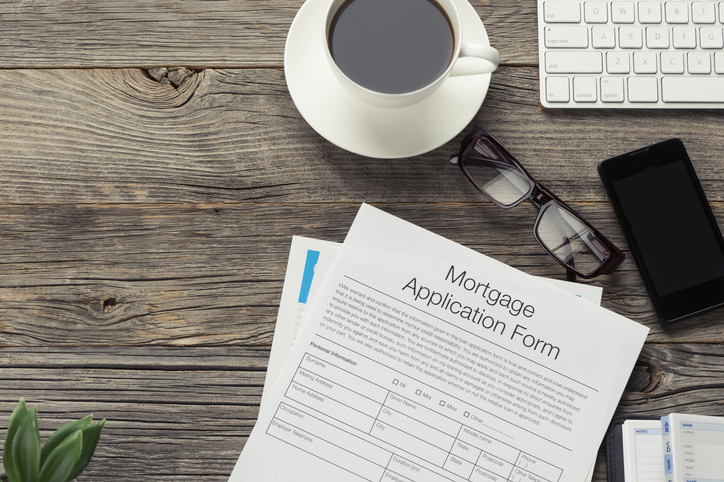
[324,0,499,108]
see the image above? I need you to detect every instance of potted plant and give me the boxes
[1,399,105,482]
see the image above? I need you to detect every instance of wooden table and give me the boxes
[1,1,723,480]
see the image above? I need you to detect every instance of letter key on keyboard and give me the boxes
[538,0,724,108]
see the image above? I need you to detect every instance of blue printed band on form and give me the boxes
[298,250,320,304]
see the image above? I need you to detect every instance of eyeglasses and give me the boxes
[450,126,625,280]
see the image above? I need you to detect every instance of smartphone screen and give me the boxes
[599,139,724,322]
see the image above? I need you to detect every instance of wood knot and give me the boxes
[91,297,120,314]
[102,297,119,312]
[625,364,661,393]
[147,67,196,88]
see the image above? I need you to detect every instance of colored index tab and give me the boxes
[298,250,320,304]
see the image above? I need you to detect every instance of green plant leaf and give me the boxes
[11,407,40,482]
[3,398,29,482]
[40,415,92,467]
[65,419,105,482]
[37,430,82,482]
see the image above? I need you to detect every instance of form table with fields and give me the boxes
[266,352,563,482]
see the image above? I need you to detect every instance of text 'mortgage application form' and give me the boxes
[230,204,649,482]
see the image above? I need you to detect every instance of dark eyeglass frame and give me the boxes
[452,125,625,280]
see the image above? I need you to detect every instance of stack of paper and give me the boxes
[609,413,724,482]
[615,419,665,482]
[230,204,649,482]
[662,413,724,482]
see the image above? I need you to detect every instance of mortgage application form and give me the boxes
[230,204,649,482]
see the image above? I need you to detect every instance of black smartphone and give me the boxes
[598,139,724,323]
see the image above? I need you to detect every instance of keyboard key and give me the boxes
[700,27,724,49]
[539,0,724,107]
[661,51,685,72]
[607,51,631,72]
[687,52,711,73]
[612,2,636,22]
[545,26,589,47]
[585,1,609,22]
[673,27,697,48]
[601,76,625,102]
[546,76,571,102]
[628,77,659,102]
[716,52,724,73]
[692,2,716,23]
[544,1,582,22]
[573,76,598,101]
[665,2,689,22]
[620,26,644,48]
[638,2,662,23]
[634,51,658,72]
[646,26,670,48]
[662,77,724,101]
[545,51,604,73]
[593,26,617,47]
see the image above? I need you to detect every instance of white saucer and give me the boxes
[284,0,494,159]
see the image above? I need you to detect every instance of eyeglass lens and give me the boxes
[462,136,613,277]
[464,140,533,207]
[536,204,611,276]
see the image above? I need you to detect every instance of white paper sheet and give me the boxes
[232,204,648,482]
[261,236,341,408]
[663,413,724,482]
[621,420,664,482]
[261,236,603,405]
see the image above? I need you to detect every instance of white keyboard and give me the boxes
[538,0,724,108]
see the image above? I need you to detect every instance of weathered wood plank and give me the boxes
[2,3,720,482]
[0,203,723,347]
[0,346,270,369]
[0,349,265,480]
[1,370,263,406]
[0,0,296,69]
[0,0,531,68]
[2,343,723,481]
[618,343,724,416]
[1,68,724,204]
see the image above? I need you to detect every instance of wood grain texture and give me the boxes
[1,68,724,205]
[0,0,530,68]
[0,0,296,69]
[0,202,723,350]
[0,58,723,478]
[620,343,724,416]
[1,1,724,480]
[0,347,267,481]
[3,343,724,481]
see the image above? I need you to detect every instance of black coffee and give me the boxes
[328,0,454,94]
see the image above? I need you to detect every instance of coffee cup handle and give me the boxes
[450,44,499,76]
